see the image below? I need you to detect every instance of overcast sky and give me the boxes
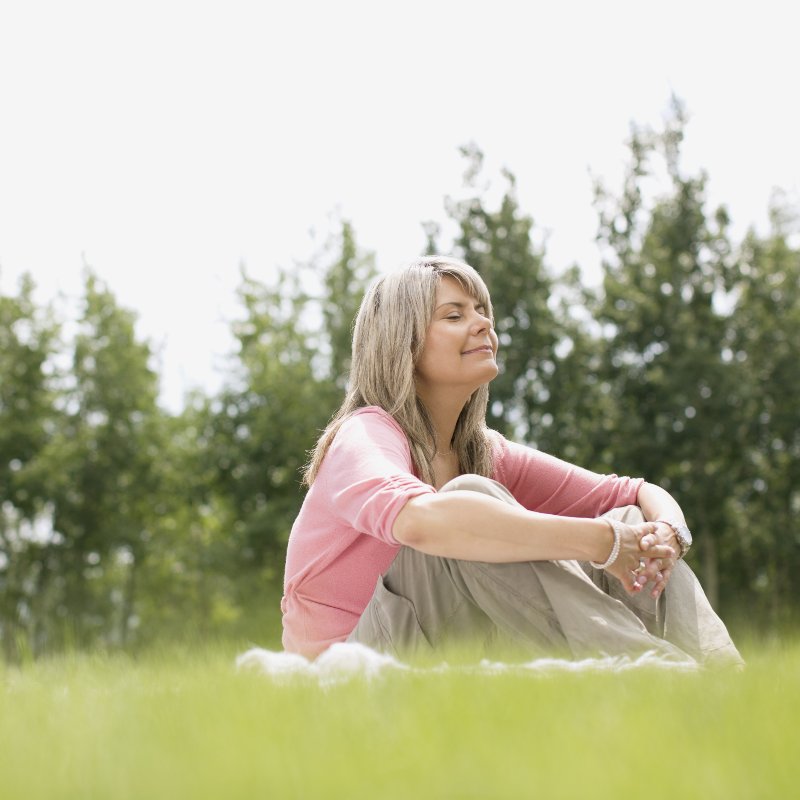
[1,0,798,411]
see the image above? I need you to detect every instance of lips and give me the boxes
[462,345,494,355]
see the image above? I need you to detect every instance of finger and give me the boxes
[639,556,662,577]
[641,560,661,583]
[622,570,644,594]
[639,533,657,550]
[629,558,650,587]
[653,559,666,580]
[651,565,674,598]
[640,555,671,596]
[640,543,676,559]
[633,564,650,589]
[628,579,644,595]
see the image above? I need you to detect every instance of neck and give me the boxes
[417,387,470,455]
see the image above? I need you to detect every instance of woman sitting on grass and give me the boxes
[281,256,742,667]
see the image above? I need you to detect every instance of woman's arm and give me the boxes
[393,490,674,593]
[637,482,686,530]
[636,481,688,597]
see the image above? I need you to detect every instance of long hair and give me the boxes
[303,256,496,487]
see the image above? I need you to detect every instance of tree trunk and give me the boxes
[120,554,137,647]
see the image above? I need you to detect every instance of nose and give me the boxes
[470,310,492,334]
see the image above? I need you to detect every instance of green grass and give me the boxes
[1,637,797,799]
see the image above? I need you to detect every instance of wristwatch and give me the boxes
[656,520,692,558]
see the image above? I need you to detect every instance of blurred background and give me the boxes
[1,0,798,661]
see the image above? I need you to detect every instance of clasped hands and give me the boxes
[607,521,679,598]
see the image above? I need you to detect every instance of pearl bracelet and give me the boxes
[591,518,622,569]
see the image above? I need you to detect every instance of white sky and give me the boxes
[1,0,798,411]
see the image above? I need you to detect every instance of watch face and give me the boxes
[674,525,692,557]
[656,520,692,555]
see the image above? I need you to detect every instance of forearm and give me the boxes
[637,482,686,525]
[393,490,614,563]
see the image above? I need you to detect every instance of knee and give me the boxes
[439,474,519,506]
[603,505,645,524]
[440,474,492,493]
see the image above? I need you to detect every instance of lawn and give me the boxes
[1,636,796,799]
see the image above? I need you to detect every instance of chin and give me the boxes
[469,371,498,395]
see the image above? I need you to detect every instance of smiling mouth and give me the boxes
[462,346,494,355]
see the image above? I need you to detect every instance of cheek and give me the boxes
[415,329,448,374]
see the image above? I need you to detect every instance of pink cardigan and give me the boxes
[281,407,643,657]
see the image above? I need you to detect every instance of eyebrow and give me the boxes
[435,300,487,311]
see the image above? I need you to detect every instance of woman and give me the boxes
[281,257,742,667]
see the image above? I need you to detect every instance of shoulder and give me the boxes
[317,406,418,487]
[487,428,508,454]
[487,429,520,464]
[338,406,406,439]
[330,406,411,457]
[486,429,514,480]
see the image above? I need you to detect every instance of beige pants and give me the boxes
[348,475,743,667]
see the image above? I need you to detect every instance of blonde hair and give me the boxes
[303,256,496,487]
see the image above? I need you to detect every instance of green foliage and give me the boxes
[434,102,799,622]
[0,274,58,512]
[159,222,377,645]
[0,274,60,661]
[590,99,745,606]
[726,196,800,625]
[446,144,559,441]
[21,274,165,650]
[203,222,375,577]
[321,220,377,388]
[2,102,799,659]
[209,269,324,570]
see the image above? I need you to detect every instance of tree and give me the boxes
[444,144,560,443]
[0,273,60,660]
[204,222,376,622]
[30,272,165,649]
[206,268,326,577]
[533,265,615,468]
[728,195,800,624]
[321,220,377,389]
[592,98,742,607]
[129,397,251,645]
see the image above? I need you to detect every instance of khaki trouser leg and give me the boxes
[348,475,742,666]
[587,505,743,666]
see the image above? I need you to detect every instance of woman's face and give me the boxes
[414,276,499,400]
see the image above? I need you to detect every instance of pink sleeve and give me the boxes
[492,435,644,517]
[320,409,436,545]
